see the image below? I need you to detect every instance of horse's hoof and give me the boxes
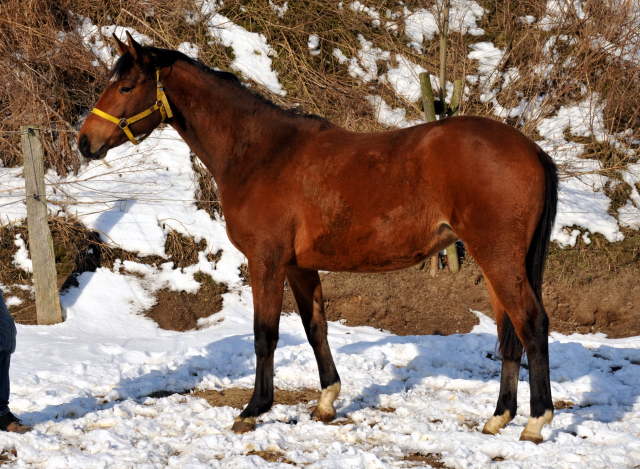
[232,416,256,434]
[311,406,336,422]
[481,425,497,436]
[519,433,543,445]
[519,410,552,445]
[481,411,512,435]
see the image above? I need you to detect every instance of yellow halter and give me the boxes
[91,69,173,145]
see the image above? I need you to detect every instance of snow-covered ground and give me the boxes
[1,278,640,467]
[1,1,640,467]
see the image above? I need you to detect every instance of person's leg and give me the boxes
[0,352,9,418]
[0,291,29,433]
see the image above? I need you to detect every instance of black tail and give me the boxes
[526,148,558,301]
[500,147,558,360]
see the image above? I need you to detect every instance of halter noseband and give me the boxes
[91,69,173,146]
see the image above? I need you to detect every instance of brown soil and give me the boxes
[404,453,445,468]
[317,265,488,336]
[246,451,294,465]
[281,252,640,339]
[0,449,17,466]
[144,275,228,331]
[191,387,320,409]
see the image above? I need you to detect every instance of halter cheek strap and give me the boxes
[91,69,173,146]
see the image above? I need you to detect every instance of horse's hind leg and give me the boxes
[286,266,341,422]
[479,264,553,444]
[482,282,522,435]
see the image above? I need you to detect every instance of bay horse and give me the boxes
[78,33,558,444]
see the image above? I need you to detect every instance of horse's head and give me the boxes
[78,32,172,160]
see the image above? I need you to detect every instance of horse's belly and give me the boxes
[295,221,454,273]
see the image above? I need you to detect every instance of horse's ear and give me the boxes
[126,31,150,64]
[113,33,129,56]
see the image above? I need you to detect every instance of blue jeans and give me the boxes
[0,291,16,417]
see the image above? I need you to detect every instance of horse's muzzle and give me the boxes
[78,134,105,160]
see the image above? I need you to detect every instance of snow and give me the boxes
[618,201,640,230]
[2,268,640,467]
[269,1,289,18]
[467,42,505,103]
[74,15,153,68]
[536,95,627,245]
[350,1,381,28]
[308,34,321,56]
[333,35,390,84]
[197,1,286,96]
[365,96,422,129]
[12,234,32,274]
[4,296,22,307]
[178,42,200,60]
[539,0,587,32]
[404,0,486,44]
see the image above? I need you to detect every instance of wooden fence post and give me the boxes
[438,0,451,119]
[419,72,440,277]
[21,125,62,325]
[420,72,437,124]
[444,79,464,275]
[450,79,463,117]
[437,1,462,275]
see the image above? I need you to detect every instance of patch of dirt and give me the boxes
[191,388,320,409]
[282,249,640,338]
[283,258,488,337]
[404,452,445,468]
[246,450,294,464]
[0,449,17,466]
[144,275,228,332]
[554,400,577,410]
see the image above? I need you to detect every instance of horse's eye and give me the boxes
[119,86,132,94]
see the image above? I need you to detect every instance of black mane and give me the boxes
[109,46,331,126]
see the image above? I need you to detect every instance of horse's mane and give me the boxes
[109,46,332,127]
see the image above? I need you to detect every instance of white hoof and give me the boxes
[482,410,512,435]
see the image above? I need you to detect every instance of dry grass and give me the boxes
[470,0,640,146]
[0,0,103,173]
[0,216,216,289]
[2,0,637,163]
[546,228,640,285]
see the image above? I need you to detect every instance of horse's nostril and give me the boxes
[79,134,99,159]
[79,134,89,156]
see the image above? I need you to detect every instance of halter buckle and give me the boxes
[118,118,128,129]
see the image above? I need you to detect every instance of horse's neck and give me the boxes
[164,62,295,188]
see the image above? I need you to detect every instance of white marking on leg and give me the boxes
[317,382,341,415]
[520,410,553,443]
[482,410,512,435]
[234,416,256,425]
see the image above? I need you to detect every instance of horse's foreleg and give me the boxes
[286,267,341,422]
[232,257,287,434]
